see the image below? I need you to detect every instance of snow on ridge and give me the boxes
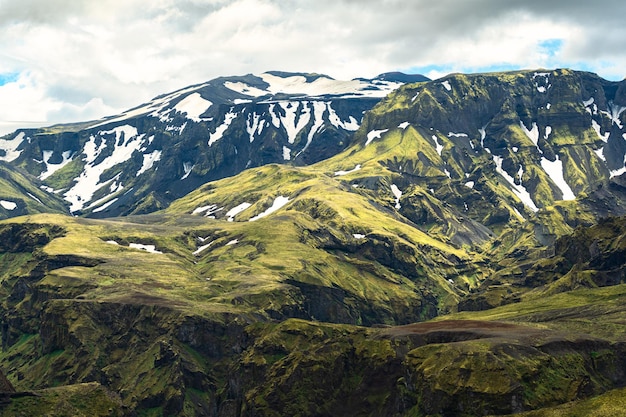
[259,73,400,98]
[90,83,210,129]
[540,156,575,201]
[173,93,212,122]
[365,129,389,146]
[334,164,361,176]
[226,202,252,221]
[249,196,290,221]
[0,200,17,210]
[208,110,238,146]
[223,81,269,97]
[493,155,539,212]
[0,132,25,162]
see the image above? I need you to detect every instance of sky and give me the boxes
[1,0,625,131]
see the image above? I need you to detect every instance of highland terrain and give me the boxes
[0,69,625,416]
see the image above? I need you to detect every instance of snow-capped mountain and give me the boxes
[0,72,428,217]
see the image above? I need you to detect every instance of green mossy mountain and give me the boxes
[1,69,626,416]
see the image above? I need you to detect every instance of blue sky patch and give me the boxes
[538,39,564,58]
[0,72,19,86]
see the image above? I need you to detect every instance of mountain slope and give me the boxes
[0,72,424,218]
[0,161,68,220]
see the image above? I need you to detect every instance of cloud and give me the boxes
[1,0,625,125]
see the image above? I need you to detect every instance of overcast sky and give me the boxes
[1,0,625,129]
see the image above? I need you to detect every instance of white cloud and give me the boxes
[0,0,625,126]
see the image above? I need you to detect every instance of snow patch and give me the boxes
[353,234,366,239]
[181,162,195,180]
[92,197,119,213]
[225,239,239,246]
[173,93,212,122]
[279,101,311,144]
[223,81,268,97]
[541,156,575,201]
[603,102,626,128]
[296,101,327,158]
[136,149,162,176]
[208,110,238,146]
[544,126,552,140]
[249,196,290,221]
[259,73,400,98]
[592,120,609,142]
[447,132,468,138]
[520,121,540,148]
[610,155,626,179]
[0,132,25,162]
[193,241,214,256]
[493,155,538,212]
[334,164,361,176]
[0,200,17,210]
[365,129,389,146]
[390,184,402,209]
[441,81,452,91]
[432,135,444,156]
[283,146,291,161]
[129,243,162,254]
[226,202,252,221]
[464,181,475,189]
[39,150,73,180]
[327,103,359,131]
[594,147,606,162]
[398,122,410,129]
[64,125,146,213]
[246,112,264,143]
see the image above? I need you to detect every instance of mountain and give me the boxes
[1,69,626,416]
[0,72,423,218]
